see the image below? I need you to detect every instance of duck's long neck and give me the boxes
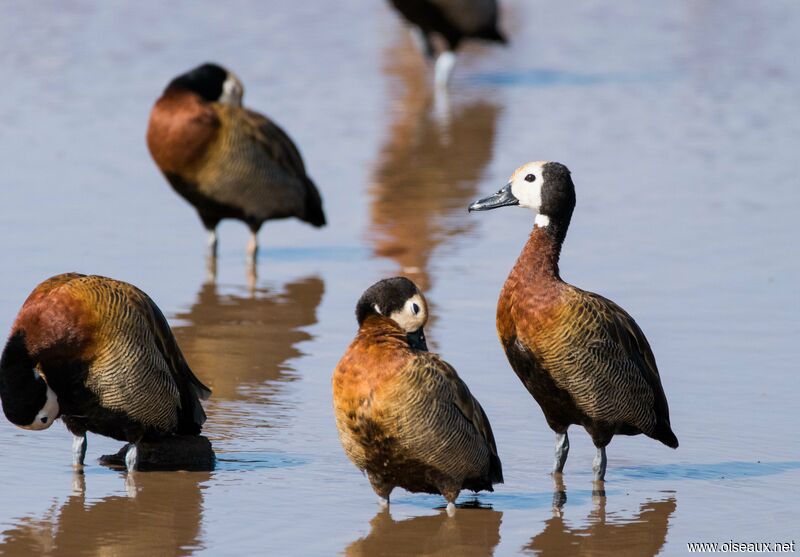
[517,221,565,283]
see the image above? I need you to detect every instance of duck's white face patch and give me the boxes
[534,214,550,228]
[509,161,548,212]
[219,74,243,107]
[22,383,58,431]
[388,294,427,333]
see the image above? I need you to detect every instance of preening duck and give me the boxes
[0,273,211,471]
[469,161,678,481]
[332,277,502,513]
[147,63,326,261]
[387,0,507,88]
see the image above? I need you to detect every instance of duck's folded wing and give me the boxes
[89,280,210,432]
[541,290,671,435]
[393,354,502,482]
[242,109,309,181]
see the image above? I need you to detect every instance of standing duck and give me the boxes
[0,273,211,471]
[146,63,326,261]
[332,277,502,513]
[387,0,507,88]
[469,162,678,481]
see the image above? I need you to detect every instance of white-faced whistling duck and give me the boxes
[469,161,678,482]
[146,63,326,262]
[0,273,211,471]
[332,277,503,514]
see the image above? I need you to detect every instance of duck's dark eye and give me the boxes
[411,303,420,315]
[40,417,48,423]
[525,174,536,182]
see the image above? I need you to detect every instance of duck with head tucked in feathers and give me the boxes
[147,63,326,262]
[0,273,211,471]
[332,277,503,514]
[469,161,678,482]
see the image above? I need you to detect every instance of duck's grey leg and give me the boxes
[207,228,218,257]
[434,51,456,90]
[125,443,139,472]
[553,431,569,474]
[246,231,259,264]
[206,252,218,283]
[592,446,607,482]
[72,433,87,467]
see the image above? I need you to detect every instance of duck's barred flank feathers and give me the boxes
[386,353,503,489]
[333,314,501,502]
[9,273,210,440]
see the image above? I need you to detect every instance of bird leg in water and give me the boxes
[446,502,456,517]
[592,446,607,482]
[206,252,218,283]
[552,471,567,515]
[434,51,457,90]
[247,230,259,264]
[125,443,139,472]
[207,229,218,257]
[553,431,569,473]
[72,433,87,467]
[71,470,86,496]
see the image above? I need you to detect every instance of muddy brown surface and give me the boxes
[0,1,798,555]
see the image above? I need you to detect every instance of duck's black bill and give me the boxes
[468,183,519,212]
[407,329,428,351]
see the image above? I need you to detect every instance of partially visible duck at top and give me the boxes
[147,63,326,263]
[0,273,211,471]
[387,0,507,89]
[333,277,502,514]
[469,162,678,482]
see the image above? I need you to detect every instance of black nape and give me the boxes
[355,277,419,326]
[167,63,228,102]
[540,162,577,245]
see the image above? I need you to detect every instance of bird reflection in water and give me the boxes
[0,472,209,556]
[527,475,676,557]
[171,276,324,402]
[346,505,502,557]
[169,275,323,449]
[370,35,501,294]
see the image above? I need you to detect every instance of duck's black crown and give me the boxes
[167,63,228,102]
[356,277,418,326]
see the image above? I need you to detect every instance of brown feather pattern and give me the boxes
[333,316,502,502]
[147,87,325,230]
[12,274,209,438]
[498,227,676,447]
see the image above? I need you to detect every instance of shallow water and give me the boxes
[1,1,799,555]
